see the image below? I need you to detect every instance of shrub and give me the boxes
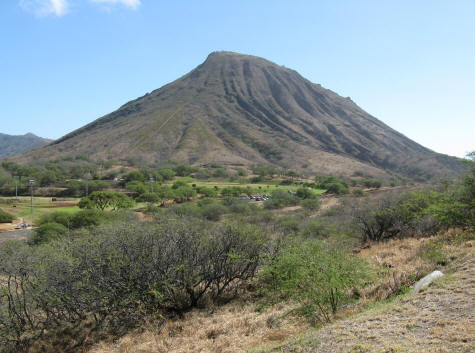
[174,164,195,177]
[421,240,448,266]
[236,168,247,177]
[125,180,148,196]
[123,170,146,182]
[197,186,218,198]
[361,179,382,188]
[264,189,299,209]
[34,210,103,244]
[352,188,366,197]
[260,240,371,325]
[70,209,102,229]
[173,185,197,203]
[31,222,68,244]
[169,203,201,218]
[200,203,227,221]
[296,187,315,199]
[197,198,216,207]
[315,175,349,195]
[228,200,252,215]
[220,186,242,197]
[155,185,176,200]
[278,215,301,234]
[301,220,334,238]
[325,182,349,194]
[301,198,320,211]
[212,168,228,178]
[157,168,175,181]
[172,179,187,189]
[279,179,293,186]
[79,191,134,211]
[137,192,161,203]
[0,209,15,223]
[429,156,474,229]
[0,219,267,348]
[352,191,442,242]
[37,210,71,227]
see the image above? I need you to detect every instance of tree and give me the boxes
[125,180,147,196]
[137,192,161,203]
[197,186,218,198]
[0,209,15,223]
[174,164,194,177]
[296,187,315,199]
[173,185,197,203]
[123,170,146,182]
[109,193,135,211]
[221,186,242,197]
[157,168,175,181]
[79,191,134,211]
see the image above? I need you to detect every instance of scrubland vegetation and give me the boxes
[0,153,473,352]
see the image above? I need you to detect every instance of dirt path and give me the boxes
[273,248,475,353]
[0,219,24,233]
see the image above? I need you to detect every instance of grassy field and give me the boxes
[0,196,80,224]
[169,178,327,196]
[0,177,326,226]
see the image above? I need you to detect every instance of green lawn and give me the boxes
[0,197,80,224]
[183,181,326,195]
[167,177,324,193]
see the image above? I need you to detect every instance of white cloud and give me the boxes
[20,0,69,17]
[90,0,141,10]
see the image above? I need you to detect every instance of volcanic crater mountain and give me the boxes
[14,52,464,179]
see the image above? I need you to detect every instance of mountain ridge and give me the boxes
[0,132,52,159]
[12,51,465,180]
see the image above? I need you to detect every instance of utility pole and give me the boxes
[29,179,34,214]
[13,176,19,200]
[149,174,154,193]
[85,173,90,197]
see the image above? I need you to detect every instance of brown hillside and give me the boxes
[13,52,465,179]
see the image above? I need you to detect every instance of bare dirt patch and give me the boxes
[0,219,23,233]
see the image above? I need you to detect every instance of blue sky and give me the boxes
[1,0,474,157]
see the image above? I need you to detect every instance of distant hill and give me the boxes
[13,51,466,180]
[0,133,52,158]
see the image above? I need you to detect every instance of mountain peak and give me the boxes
[13,53,465,180]
[0,132,52,158]
[206,51,257,60]
[202,51,279,69]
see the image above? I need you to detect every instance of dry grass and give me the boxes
[267,230,475,353]
[355,229,472,301]
[89,302,307,353]
[82,231,475,353]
